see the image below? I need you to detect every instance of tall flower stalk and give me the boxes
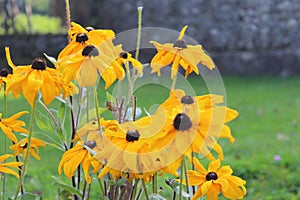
[13,98,36,199]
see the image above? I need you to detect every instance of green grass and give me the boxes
[0,76,300,199]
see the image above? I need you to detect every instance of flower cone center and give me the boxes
[173,113,192,131]
[173,39,187,49]
[206,172,218,181]
[82,45,100,57]
[76,33,88,42]
[0,68,9,77]
[181,95,194,104]
[120,52,128,59]
[84,140,97,149]
[31,58,46,70]
[126,130,140,142]
[85,27,94,32]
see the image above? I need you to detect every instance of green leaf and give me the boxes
[43,53,57,65]
[57,189,73,200]
[20,192,42,200]
[53,181,82,197]
[35,110,55,133]
[58,102,67,126]
[80,107,106,126]
[106,91,116,104]
[149,193,167,200]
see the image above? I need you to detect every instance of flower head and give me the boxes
[10,137,46,160]
[0,111,29,143]
[0,67,10,90]
[151,89,238,161]
[4,47,75,107]
[57,44,117,87]
[150,25,215,78]
[0,154,23,178]
[95,117,166,178]
[58,139,102,183]
[58,21,115,59]
[186,158,246,200]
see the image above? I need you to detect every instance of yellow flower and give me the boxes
[57,44,117,87]
[58,139,102,184]
[10,137,46,160]
[58,21,115,59]
[0,68,10,90]
[186,158,246,200]
[0,154,23,178]
[4,47,75,107]
[113,45,143,75]
[150,25,215,78]
[0,111,29,143]
[150,89,238,161]
[95,118,166,177]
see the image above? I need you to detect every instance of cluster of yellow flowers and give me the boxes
[0,21,246,200]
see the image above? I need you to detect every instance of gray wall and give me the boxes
[1,0,300,76]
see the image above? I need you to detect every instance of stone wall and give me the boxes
[1,0,300,76]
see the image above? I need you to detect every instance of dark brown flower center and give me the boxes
[206,172,218,181]
[82,45,100,57]
[76,33,89,42]
[173,39,187,49]
[173,113,192,131]
[120,51,128,59]
[21,143,28,149]
[0,68,9,77]
[31,58,47,70]
[84,140,97,149]
[85,27,94,32]
[181,95,194,104]
[126,130,140,142]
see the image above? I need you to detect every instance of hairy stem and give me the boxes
[14,98,36,199]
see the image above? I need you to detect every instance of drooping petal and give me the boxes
[208,159,221,172]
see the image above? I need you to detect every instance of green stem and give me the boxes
[183,158,190,200]
[135,6,143,60]
[97,175,105,197]
[141,179,149,200]
[65,0,71,43]
[14,98,36,199]
[86,87,89,122]
[94,84,101,130]
[171,71,178,90]
[2,83,7,200]
[179,158,184,200]
[130,179,139,200]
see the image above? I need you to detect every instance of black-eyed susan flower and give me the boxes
[58,21,115,59]
[186,158,246,200]
[150,25,215,78]
[150,89,238,161]
[0,68,10,90]
[0,111,29,143]
[113,45,143,75]
[10,137,46,160]
[57,44,118,88]
[58,139,102,183]
[95,117,166,178]
[4,47,74,107]
[0,154,23,178]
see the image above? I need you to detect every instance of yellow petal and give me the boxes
[5,47,16,70]
[208,159,221,172]
[0,167,20,178]
[178,25,188,40]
